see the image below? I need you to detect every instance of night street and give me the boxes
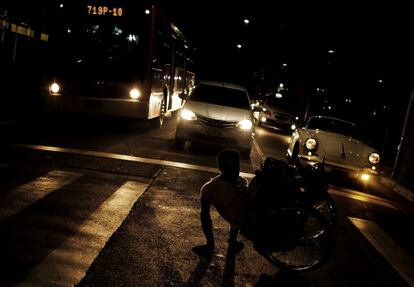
[0,115,413,286]
[1,1,414,286]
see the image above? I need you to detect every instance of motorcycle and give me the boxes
[243,157,338,272]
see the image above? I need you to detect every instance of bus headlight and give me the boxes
[129,88,141,100]
[237,119,253,130]
[50,82,60,94]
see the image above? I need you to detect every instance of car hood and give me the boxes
[298,129,378,164]
[185,100,252,122]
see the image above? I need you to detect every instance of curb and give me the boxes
[380,176,414,204]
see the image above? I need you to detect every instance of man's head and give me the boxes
[217,149,240,181]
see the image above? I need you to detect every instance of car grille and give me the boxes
[196,114,238,128]
[190,132,238,145]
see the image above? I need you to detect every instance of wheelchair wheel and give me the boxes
[261,205,335,272]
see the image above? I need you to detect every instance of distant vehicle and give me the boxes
[257,95,302,133]
[287,116,381,181]
[43,1,195,127]
[175,81,257,157]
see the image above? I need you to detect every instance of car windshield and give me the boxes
[190,84,250,109]
[306,117,357,137]
[265,95,294,113]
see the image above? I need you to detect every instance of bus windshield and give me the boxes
[49,21,145,82]
[50,1,149,82]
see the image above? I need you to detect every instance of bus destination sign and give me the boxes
[87,5,123,17]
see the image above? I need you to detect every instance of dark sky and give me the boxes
[157,1,412,86]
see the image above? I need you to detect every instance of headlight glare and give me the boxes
[181,109,197,120]
[50,82,60,94]
[368,152,380,164]
[305,138,318,150]
[237,119,253,130]
[129,88,141,100]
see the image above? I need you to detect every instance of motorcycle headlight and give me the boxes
[237,119,253,130]
[181,109,197,121]
[305,138,318,150]
[368,152,380,164]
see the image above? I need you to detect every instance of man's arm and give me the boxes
[200,197,214,248]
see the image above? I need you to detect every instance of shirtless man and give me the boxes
[193,149,250,257]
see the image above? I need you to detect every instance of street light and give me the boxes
[237,44,242,49]
[244,19,250,25]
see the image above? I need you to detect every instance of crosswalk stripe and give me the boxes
[329,187,407,213]
[4,143,255,179]
[349,217,414,287]
[17,181,150,287]
[0,170,82,221]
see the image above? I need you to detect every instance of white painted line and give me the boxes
[5,143,256,179]
[349,217,414,286]
[329,187,407,213]
[17,181,149,287]
[253,138,266,161]
[0,170,81,221]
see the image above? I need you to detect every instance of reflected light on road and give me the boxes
[255,127,291,145]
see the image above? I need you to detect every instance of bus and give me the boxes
[43,0,195,127]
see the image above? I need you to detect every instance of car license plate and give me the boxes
[203,127,222,137]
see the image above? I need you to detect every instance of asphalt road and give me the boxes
[0,113,413,286]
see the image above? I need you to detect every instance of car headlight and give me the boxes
[180,109,197,120]
[237,119,253,130]
[50,82,60,94]
[368,152,380,164]
[260,116,267,122]
[305,138,318,150]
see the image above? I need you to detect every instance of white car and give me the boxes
[175,81,257,157]
[287,116,381,180]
